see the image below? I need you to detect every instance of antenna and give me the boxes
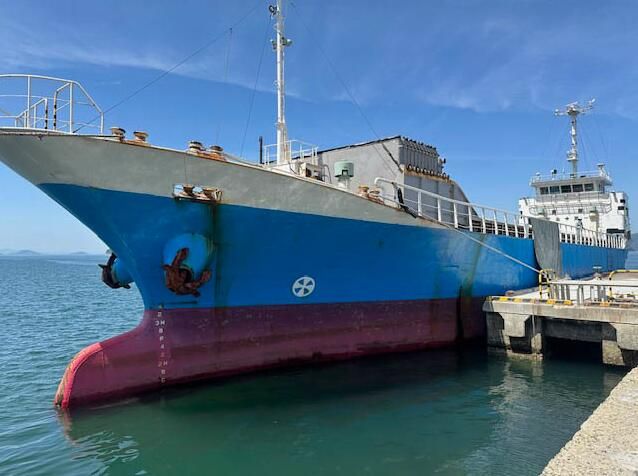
[270,0,292,165]
[554,99,595,176]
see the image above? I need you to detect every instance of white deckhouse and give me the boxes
[519,101,631,241]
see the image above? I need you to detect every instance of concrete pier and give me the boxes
[485,273,638,473]
[483,277,638,366]
[542,367,638,475]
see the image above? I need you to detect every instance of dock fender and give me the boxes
[162,233,215,296]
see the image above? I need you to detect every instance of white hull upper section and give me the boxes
[0,131,439,229]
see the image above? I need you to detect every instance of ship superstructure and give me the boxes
[0,2,629,408]
[519,101,630,240]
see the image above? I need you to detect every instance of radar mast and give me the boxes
[270,0,292,165]
[554,99,595,176]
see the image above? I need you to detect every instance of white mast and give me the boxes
[271,0,292,165]
[554,99,595,176]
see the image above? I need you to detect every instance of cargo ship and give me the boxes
[0,2,629,408]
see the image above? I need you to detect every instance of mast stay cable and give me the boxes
[73,1,261,134]
[240,14,271,159]
[215,28,234,145]
[288,0,401,176]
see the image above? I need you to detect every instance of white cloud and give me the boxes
[0,14,273,95]
[3,1,638,118]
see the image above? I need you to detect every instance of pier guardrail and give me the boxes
[374,178,626,249]
[0,74,103,134]
[548,279,638,306]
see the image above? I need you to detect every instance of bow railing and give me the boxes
[0,74,103,134]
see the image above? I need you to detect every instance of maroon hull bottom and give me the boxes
[54,298,486,408]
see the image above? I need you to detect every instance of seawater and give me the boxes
[0,253,635,475]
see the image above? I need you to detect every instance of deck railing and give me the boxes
[374,178,626,249]
[261,140,318,165]
[531,169,610,183]
[0,74,103,134]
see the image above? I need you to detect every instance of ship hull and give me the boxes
[48,183,626,408]
[55,299,477,407]
[0,132,628,408]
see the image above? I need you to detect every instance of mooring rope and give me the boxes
[443,222,541,274]
[396,199,541,274]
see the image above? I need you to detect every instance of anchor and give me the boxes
[99,253,132,289]
[162,247,211,297]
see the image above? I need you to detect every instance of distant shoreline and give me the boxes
[0,252,104,257]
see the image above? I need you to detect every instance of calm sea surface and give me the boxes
[0,252,636,475]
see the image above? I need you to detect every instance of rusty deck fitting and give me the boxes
[172,184,222,203]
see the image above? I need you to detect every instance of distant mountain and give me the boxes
[0,249,42,256]
[0,249,101,256]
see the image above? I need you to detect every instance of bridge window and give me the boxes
[550,186,560,194]
[619,206,626,211]
[540,187,549,195]
[584,183,594,192]
[572,184,583,192]
[561,185,572,193]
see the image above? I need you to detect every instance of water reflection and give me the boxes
[60,348,625,476]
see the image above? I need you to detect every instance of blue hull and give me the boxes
[42,183,628,311]
[43,183,628,408]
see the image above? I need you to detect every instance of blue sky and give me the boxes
[1,0,637,253]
